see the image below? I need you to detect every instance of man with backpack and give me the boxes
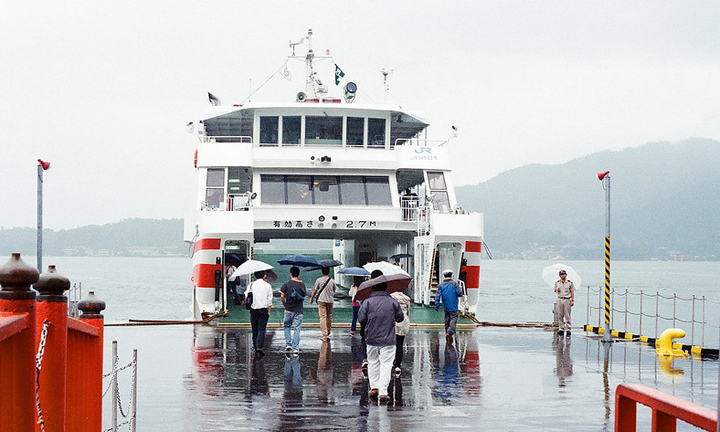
[435,269,464,344]
[280,266,306,356]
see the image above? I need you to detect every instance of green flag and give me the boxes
[334,64,345,85]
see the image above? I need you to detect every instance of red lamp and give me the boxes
[38,159,51,170]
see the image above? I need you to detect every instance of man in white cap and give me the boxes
[435,269,464,343]
[554,269,575,336]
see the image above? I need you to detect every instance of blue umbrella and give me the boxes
[337,267,371,276]
[304,259,343,271]
[390,253,413,260]
[276,254,321,267]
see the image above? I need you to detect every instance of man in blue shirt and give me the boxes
[435,269,464,344]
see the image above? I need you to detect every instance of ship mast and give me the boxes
[290,28,330,98]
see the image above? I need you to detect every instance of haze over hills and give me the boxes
[455,138,720,260]
[1,139,718,260]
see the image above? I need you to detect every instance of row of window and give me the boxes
[260,175,392,206]
[260,116,386,146]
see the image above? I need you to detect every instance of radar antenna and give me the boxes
[381,68,394,103]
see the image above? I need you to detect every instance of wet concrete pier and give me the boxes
[103,325,719,431]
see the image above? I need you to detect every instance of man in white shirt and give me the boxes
[248,270,274,358]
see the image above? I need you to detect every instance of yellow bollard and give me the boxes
[656,328,687,357]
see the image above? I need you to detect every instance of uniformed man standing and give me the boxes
[554,269,575,336]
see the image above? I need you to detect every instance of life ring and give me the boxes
[193,149,198,168]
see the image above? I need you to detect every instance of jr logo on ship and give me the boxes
[411,147,438,161]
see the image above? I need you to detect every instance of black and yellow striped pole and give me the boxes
[597,170,612,343]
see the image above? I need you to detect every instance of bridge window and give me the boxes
[368,118,386,147]
[286,176,313,205]
[313,176,340,205]
[282,116,301,145]
[260,175,391,206]
[205,168,225,209]
[346,117,364,147]
[365,177,392,205]
[305,116,342,145]
[427,171,450,212]
[260,116,279,144]
[338,176,366,205]
[260,175,285,204]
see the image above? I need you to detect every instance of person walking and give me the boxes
[310,267,336,341]
[358,270,404,404]
[435,269,463,344]
[280,266,306,356]
[554,269,575,336]
[348,276,364,336]
[390,290,410,375]
[247,270,273,359]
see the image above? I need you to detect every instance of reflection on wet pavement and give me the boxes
[173,326,719,431]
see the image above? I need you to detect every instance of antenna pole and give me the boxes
[305,29,315,97]
[381,68,393,104]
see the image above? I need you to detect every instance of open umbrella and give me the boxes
[542,263,582,288]
[276,254,321,267]
[304,259,343,271]
[355,274,412,301]
[363,261,410,277]
[231,259,274,280]
[337,267,371,277]
[390,253,413,260]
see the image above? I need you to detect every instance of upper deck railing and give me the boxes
[198,135,447,149]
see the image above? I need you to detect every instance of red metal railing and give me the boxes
[0,254,105,432]
[615,383,718,432]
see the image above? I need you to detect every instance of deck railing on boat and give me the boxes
[615,383,717,431]
[0,253,105,432]
[586,286,720,346]
[200,135,252,143]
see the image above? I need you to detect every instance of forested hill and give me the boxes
[0,218,185,257]
[455,138,720,260]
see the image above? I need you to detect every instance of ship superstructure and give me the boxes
[184,30,484,322]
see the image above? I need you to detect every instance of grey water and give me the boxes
[34,256,720,431]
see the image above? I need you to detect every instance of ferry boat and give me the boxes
[184,30,484,325]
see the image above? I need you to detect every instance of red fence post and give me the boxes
[34,264,71,432]
[616,391,638,432]
[0,253,39,432]
[77,291,106,432]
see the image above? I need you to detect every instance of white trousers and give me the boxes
[367,344,395,396]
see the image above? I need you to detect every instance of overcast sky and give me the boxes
[1,2,718,230]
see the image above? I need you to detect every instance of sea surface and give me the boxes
[26,256,720,431]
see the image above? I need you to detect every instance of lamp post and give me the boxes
[37,159,50,273]
[597,170,612,343]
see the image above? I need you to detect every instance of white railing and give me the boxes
[393,138,447,148]
[201,193,255,212]
[200,135,252,143]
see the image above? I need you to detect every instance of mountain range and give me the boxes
[455,138,720,260]
[1,139,718,260]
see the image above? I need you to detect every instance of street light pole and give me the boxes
[37,159,50,273]
[597,171,612,343]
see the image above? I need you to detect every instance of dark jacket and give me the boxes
[358,291,404,346]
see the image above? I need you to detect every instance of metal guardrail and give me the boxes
[103,341,137,432]
[586,286,720,346]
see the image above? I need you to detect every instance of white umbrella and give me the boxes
[542,263,582,288]
[230,260,274,281]
[363,261,410,277]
